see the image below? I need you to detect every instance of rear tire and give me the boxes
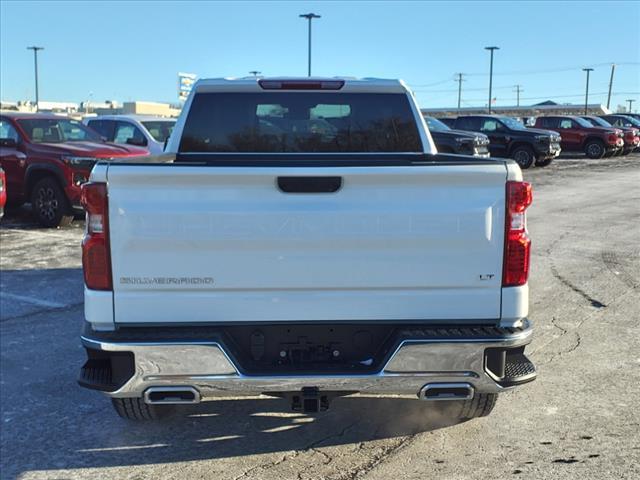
[511,146,535,169]
[584,140,605,159]
[30,177,73,228]
[458,393,498,419]
[111,397,174,421]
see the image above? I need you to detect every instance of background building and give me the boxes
[421,101,612,119]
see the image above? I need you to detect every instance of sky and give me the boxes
[1,0,639,110]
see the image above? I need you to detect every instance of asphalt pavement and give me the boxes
[1,154,639,480]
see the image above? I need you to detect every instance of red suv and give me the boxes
[582,116,639,155]
[534,115,624,159]
[0,112,148,227]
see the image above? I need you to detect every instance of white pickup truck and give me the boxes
[78,77,536,421]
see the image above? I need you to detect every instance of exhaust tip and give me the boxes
[144,386,201,405]
[418,383,474,401]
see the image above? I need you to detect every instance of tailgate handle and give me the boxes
[277,176,342,194]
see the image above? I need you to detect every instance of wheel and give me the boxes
[458,393,498,419]
[584,140,605,159]
[511,146,535,169]
[30,177,73,228]
[111,397,174,421]
[535,157,553,167]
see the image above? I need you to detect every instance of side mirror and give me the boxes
[0,138,18,148]
[126,137,147,147]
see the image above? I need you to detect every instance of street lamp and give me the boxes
[627,99,635,113]
[299,13,321,77]
[484,46,499,113]
[249,71,261,77]
[27,46,44,111]
[582,67,594,115]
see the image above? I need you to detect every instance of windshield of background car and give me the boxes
[613,116,640,127]
[585,117,610,127]
[17,118,102,144]
[424,116,450,132]
[142,121,176,143]
[179,92,423,153]
[499,117,527,130]
[573,117,594,128]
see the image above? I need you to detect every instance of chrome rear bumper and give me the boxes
[80,321,535,400]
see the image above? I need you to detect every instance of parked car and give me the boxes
[440,115,561,168]
[78,77,536,422]
[423,116,490,157]
[617,113,640,122]
[84,115,176,155]
[0,167,6,219]
[0,112,148,227]
[598,114,640,132]
[581,116,639,155]
[534,115,624,159]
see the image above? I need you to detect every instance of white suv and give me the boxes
[84,115,175,155]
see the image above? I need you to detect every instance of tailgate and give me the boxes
[107,163,507,324]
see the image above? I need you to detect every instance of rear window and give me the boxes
[179,93,422,153]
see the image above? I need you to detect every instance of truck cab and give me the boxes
[84,115,176,155]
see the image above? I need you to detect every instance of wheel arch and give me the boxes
[25,164,67,197]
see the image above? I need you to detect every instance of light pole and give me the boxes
[513,84,523,107]
[455,73,464,111]
[485,46,499,113]
[628,99,636,113]
[299,13,321,76]
[582,67,594,115]
[249,71,261,77]
[27,46,44,111]
[606,64,616,109]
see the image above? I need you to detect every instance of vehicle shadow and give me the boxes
[58,395,465,473]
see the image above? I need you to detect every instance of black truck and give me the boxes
[423,116,490,157]
[438,115,561,168]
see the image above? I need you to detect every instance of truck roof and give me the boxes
[86,114,176,122]
[193,77,411,94]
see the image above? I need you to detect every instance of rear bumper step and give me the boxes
[79,320,535,399]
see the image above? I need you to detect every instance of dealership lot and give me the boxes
[1,155,639,479]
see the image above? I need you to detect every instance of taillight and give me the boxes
[81,182,112,290]
[258,79,344,90]
[503,181,532,287]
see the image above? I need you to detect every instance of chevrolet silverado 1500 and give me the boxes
[78,77,536,421]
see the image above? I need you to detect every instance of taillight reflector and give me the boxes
[258,79,344,90]
[81,182,112,290]
[503,181,532,287]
